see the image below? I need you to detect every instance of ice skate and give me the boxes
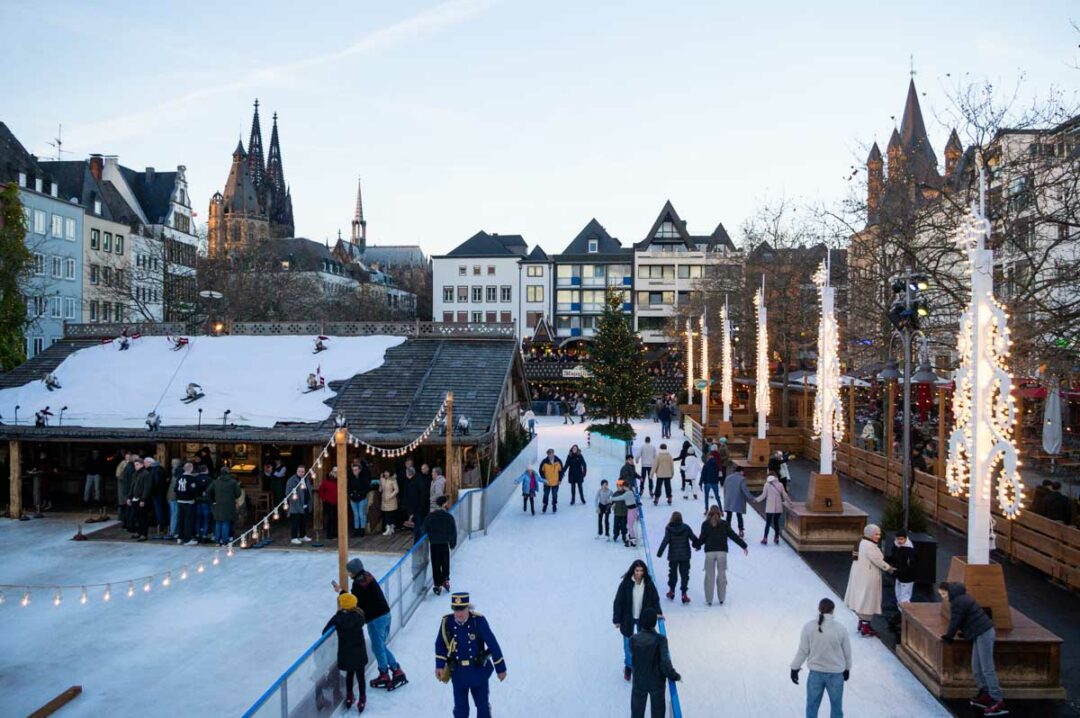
[983,700,1008,716]
[345,688,355,709]
[369,672,391,690]
[389,668,408,690]
[681,592,690,605]
[624,666,632,681]
[666,590,675,601]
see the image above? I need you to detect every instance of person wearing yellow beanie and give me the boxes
[338,592,358,611]
[324,591,367,709]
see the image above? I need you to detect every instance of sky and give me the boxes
[2,0,1077,256]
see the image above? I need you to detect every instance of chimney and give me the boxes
[145,167,155,183]
[89,154,103,181]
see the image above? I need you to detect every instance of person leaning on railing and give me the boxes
[332,557,409,692]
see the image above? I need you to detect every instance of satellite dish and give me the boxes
[199,290,223,299]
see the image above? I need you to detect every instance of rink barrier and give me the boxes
[243,438,538,718]
[629,439,684,718]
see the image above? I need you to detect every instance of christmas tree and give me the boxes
[585,288,651,425]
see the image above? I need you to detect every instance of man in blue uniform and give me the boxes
[435,592,507,718]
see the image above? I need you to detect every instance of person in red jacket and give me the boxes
[319,468,339,538]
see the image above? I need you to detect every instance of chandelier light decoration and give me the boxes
[945,166,1025,563]
[721,299,733,422]
[1,396,452,608]
[812,254,844,475]
[755,280,769,440]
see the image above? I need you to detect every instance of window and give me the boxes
[115,235,124,255]
[90,264,99,285]
[607,264,631,286]
[51,256,62,278]
[468,311,481,323]
[526,285,544,302]
[588,239,598,253]
[115,303,124,322]
[443,311,454,323]
[28,296,45,317]
[102,266,112,286]
[51,214,63,237]
[115,269,124,288]
[556,315,580,331]
[500,286,512,302]
[33,253,45,275]
[527,265,544,277]
[487,265,496,275]
[442,286,454,303]
[556,264,581,286]
[65,218,76,240]
[93,199,102,215]
[471,287,482,303]
[486,311,497,323]
[457,311,468,323]
[638,316,668,331]
[89,301,98,321]
[556,289,578,311]
[50,296,62,318]
[486,286,497,302]
[33,210,46,234]
[63,297,76,319]
[458,265,467,276]
[638,265,675,279]
[457,286,469,302]
[677,265,703,279]
[500,311,511,323]
[102,302,112,322]
[90,229,100,249]
[64,258,75,280]
[472,265,481,276]
[581,289,606,311]
[526,311,543,328]
[32,336,44,357]
[636,291,674,306]
[654,220,680,239]
[103,232,112,252]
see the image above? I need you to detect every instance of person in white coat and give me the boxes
[790,598,852,718]
[681,447,702,501]
[843,523,895,637]
[753,470,792,545]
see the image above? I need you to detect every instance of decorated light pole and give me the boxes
[813,253,843,476]
[721,299,733,424]
[686,317,694,404]
[750,280,771,463]
[700,311,708,425]
[945,165,1025,567]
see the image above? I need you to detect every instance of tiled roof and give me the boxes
[118,165,179,224]
[559,218,624,258]
[443,231,529,258]
[0,122,53,187]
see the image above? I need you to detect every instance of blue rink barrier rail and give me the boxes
[243,437,538,718]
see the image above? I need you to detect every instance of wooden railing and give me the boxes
[801,430,1080,592]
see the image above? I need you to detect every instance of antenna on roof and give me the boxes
[909,54,916,80]
[46,124,71,161]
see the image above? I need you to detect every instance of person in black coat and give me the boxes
[1043,482,1073,524]
[940,582,1003,712]
[409,464,433,542]
[323,592,368,711]
[422,497,458,594]
[656,512,700,603]
[613,559,662,681]
[564,445,588,505]
[697,507,748,605]
[629,607,680,718]
[347,461,373,537]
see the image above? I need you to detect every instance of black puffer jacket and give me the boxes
[612,576,661,638]
[564,452,587,482]
[657,522,699,562]
[323,609,368,671]
[347,463,372,502]
[698,519,747,553]
[943,583,993,641]
[888,542,918,584]
[422,508,458,547]
[348,572,390,622]
[630,629,679,691]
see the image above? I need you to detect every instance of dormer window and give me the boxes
[588,239,598,253]
[94,199,102,215]
[655,220,679,239]
[17,172,26,187]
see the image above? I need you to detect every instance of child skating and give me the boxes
[516,464,541,515]
[681,446,702,501]
[595,479,613,538]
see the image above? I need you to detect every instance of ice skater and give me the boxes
[539,448,563,513]
[613,559,662,682]
[611,480,633,546]
[843,524,895,637]
[697,506,748,605]
[722,466,754,538]
[754,462,792,545]
[887,530,917,629]
[595,479,613,538]
[680,445,701,501]
[637,437,657,495]
[656,511,700,604]
[515,464,541,515]
[322,592,368,712]
[651,443,674,506]
[334,558,408,692]
[630,607,680,718]
[564,444,587,505]
[790,598,851,718]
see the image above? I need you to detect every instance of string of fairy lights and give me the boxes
[0,398,451,609]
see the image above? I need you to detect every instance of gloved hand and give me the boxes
[843,670,849,682]
[790,669,799,685]
[672,673,682,682]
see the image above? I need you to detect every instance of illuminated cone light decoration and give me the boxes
[812,254,844,475]
[721,300,733,422]
[945,165,1025,564]
[754,283,769,440]
[700,312,708,424]
[686,318,694,402]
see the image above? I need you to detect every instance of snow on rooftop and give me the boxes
[0,334,406,428]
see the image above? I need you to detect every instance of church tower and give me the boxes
[350,176,367,251]
[265,112,294,238]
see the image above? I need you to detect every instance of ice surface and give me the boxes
[0,334,405,428]
[0,518,393,717]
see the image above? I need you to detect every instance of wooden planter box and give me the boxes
[782,502,868,552]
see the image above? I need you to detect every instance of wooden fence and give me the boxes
[802,431,1080,592]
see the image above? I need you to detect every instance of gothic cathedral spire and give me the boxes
[247,99,265,189]
[351,175,367,250]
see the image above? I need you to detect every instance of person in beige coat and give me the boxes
[651,444,676,506]
[380,471,400,536]
[843,523,895,637]
[753,471,793,545]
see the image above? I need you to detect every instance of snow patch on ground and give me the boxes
[0,334,405,428]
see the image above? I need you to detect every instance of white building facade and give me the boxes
[432,231,529,338]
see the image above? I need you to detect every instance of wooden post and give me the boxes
[313,448,325,543]
[445,392,455,501]
[9,440,21,519]
[847,384,856,447]
[936,387,947,478]
[156,442,167,466]
[335,427,349,590]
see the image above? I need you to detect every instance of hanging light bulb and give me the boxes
[80,586,88,605]
[21,591,31,607]
[196,562,206,574]
[227,544,234,557]
[127,581,135,598]
[103,585,112,602]
[162,572,172,588]
[180,566,189,581]
[291,490,298,501]
[272,508,280,520]
[212,551,221,566]
[53,589,62,606]
[243,533,251,548]
[143,578,152,593]
[263,518,270,531]
[0,590,5,606]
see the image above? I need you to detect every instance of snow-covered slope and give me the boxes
[0,335,405,428]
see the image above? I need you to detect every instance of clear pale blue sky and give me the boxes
[2,0,1076,254]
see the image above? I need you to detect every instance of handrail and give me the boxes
[242,627,337,717]
[630,439,684,718]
